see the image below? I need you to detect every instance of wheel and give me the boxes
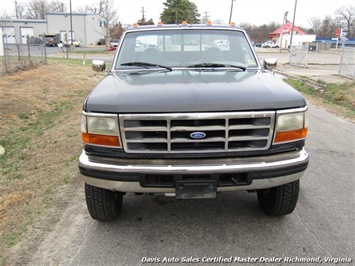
[85,183,123,221]
[257,180,299,216]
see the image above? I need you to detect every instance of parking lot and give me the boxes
[256,48,350,84]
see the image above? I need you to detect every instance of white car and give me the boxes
[64,39,81,47]
[261,41,279,48]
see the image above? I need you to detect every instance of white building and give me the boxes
[270,22,316,49]
[0,12,106,46]
[1,19,46,44]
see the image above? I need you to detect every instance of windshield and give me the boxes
[114,29,258,70]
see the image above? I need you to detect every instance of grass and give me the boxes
[285,78,355,120]
[0,58,97,264]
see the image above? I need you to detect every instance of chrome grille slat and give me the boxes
[119,112,275,154]
[171,138,225,142]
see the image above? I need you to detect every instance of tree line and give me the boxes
[2,0,354,40]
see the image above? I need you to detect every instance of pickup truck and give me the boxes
[79,22,309,221]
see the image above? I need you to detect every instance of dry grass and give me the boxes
[0,58,97,264]
[285,79,355,122]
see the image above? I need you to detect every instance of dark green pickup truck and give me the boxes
[79,22,309,221]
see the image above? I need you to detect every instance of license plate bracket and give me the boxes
[175,180,217,199]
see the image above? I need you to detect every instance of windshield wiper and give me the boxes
[121,62,172,71]
[187,63,246,71]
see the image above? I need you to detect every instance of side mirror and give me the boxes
[92,60,106,72]
[263,58,277,70]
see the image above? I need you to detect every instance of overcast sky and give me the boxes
[1,0,353,28]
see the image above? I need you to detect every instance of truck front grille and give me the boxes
[119,112,275,154]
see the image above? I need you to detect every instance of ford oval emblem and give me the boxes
[190,132,206,139]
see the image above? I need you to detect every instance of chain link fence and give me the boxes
[289,45,308,67]
[1,35,47,75]
[339,47,355,80]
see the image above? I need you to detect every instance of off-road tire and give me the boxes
[85,183,123,221]
[257,180,299,216]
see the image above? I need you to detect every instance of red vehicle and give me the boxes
[45,37,56,47]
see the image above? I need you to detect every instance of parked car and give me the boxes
[79,22,309,221]
[45,37,56,47]
[28,37,43,46]
[63,39,81,47]
[261,41,279,48]
[108,39,120,51]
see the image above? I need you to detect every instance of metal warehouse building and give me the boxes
[1,12,106,46]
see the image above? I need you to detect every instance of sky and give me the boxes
[1,0,353,28]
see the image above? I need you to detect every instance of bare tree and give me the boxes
[47,1,67,13]
[77,0,118,48]
[109,22,124,39]
[318,15,344,37]
[335,5,355,37]
[25,0,46,19]
[16,3,26,19]
[239,22,280,43]
[308,16,322,35]
[24,0,67,19]
[100,0,118,48]
[76,5,99,14]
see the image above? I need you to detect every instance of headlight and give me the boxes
[274,108,308,144]
[81,113,121,147]
[87,117,118,136]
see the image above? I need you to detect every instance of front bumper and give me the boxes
[78,148,309,193]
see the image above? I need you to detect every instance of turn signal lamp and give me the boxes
[82,133,120,147]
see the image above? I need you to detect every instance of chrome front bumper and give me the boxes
[78,148,309,193]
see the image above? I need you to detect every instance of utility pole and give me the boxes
[280,11,288,53]
[284,11,288,24]
[69,0,73,46]
[203,11,210,23]
[15,0,19,19]
[229,0,236,24]
[140,6,146,24]
[289,0,297,49]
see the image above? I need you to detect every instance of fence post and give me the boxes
[339,47,355,79]
[26,35,32,66]
[2,34,9,74]
[42,33,47,64]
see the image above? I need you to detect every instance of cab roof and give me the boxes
[126,22,245,32]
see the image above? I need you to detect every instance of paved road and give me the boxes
[18,106,353,265]
[256,49,350,84]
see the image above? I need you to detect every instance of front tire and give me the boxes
[257,180,299,216]
[85,183,123,221]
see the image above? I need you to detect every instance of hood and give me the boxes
[84,70,306,113]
